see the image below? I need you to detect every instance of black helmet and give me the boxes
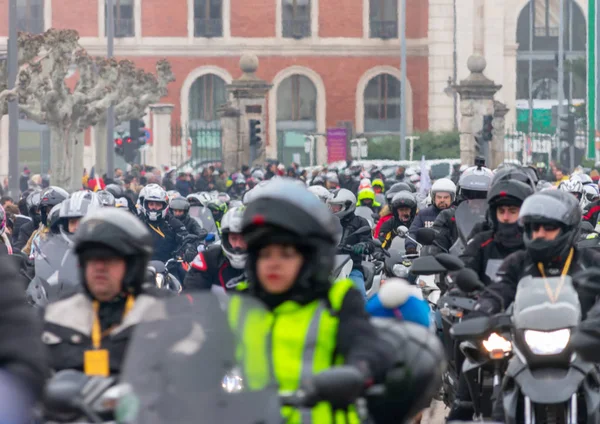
[25,189,42,224]
[74,208,153,296]
[385,182,413,204]
[47,203,63,235]
[519,190,581,263]
[40,186,69,226]
[491,167,536,192]
[242,180,339,299]
[105,184,124,198]
[169,197,190,219]
[96,190,116,207]
[487,180,533,228]
[390,192,418,225]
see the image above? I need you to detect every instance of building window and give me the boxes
[282,0,311,39]
[364,74,401,133]
[369,0,398,39]
[17,0,44,34]
[277,75,317,122]
[105,0,135,38]
[189,74,227,124]
[194,0,223,38]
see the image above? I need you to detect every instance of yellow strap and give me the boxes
[537,248,574,303]
[382,231,392,249]
[148,224,165,238]
[91,295,135,349]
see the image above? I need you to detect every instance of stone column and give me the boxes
[149,104,174,169]
[225,54,273,169]
[453,54,502,166]
[218,103,241,172]
[492,101,509,168]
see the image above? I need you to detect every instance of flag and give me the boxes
[419,156,432,196]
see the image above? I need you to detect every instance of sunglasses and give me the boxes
[531,223,560,232]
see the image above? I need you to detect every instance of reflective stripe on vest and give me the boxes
[229,279,359,424]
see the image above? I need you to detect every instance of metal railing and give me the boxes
[282,18,311,39]
[194,18,223,37]
[370,20,398,39]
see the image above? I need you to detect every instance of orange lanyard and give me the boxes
[91,295,135,349]
[149,224,165,238]
[537,248,574,303]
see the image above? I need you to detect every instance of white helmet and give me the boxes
[326,188,357,220]
[571,173,594,186]
[221,206,247,269]
[430,178,457,203]
[308,185,332,203]
[142,185,168,221]
[584,184,600,203]
[559,177,586,209]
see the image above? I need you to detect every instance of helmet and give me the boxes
[458,166,493,199]
[26,190,42,224]
[584,184,600,203]
[358,178,372,191]
[59,191,103,220]
[430,178,456,203]
[326,172,339,186]
[47,203,62,234]
[242,180,339,295]
[327,189,357,220]
[571,173,594,186]
[96,190,116,207]
[385,182,414,204]
[357,187,376,206]
[40,186,69,226]
[519,190,581,263]
[220,206,247,269]
[209,190,219,199]
[491,167,536,192]
[536,180,554,192]
[74,208,153,296]
[142,184,168,222]
[487,180,533,228]
[390,192,418,224]
[218,192,231,205]
[115,197,129,209]
[308,185,332,203]
[311,176,325,187]
[558,178,586,208]
[372,178,385,192]
[252,169,265,181]
[105,184,124,199]
[166,190,181,201]
[207,198,228,223]
[195,192,213,207]
[169,197,190,219]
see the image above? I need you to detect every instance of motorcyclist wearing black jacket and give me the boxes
[406,178,456,252]
[138,184,195,264]
[461,179,533,286]
[184,206,246,291]
[168,196,207,239]
[43,208,170,376]
[378,191,418,251]
[14,190,41,250]
[430,166,493,253]
[327,189,372,299]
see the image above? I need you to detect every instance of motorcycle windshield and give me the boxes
[454,199,488,243]
[513,276,581,331]
[116,293,280,424]
[354,206,375,227]
[188,206,220,236]
[28,235,80,305]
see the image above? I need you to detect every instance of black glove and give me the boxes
[183,247,197,264]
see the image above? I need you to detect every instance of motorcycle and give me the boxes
[188,205,221,241]
[147,259,183,293]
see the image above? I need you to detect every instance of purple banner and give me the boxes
[327,128,348,163]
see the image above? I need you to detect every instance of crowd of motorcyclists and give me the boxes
[1,157,600,422]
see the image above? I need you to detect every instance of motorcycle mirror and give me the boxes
[410,256,447,275]
[455,268,485,293]
[435,253,464,271]
[396,226,409,237]
[310,366,365,409]
[416,228,437,245]
[348,226,372,238]
[44,370,89,410]
[450,316,491,339]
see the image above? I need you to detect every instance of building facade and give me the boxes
[0,0,590,173]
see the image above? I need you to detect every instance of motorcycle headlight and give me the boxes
[155,273,164,289]
[222,368,244,393]
[482,333,512,357]
[524,329,570,355]
[392,264,409,278]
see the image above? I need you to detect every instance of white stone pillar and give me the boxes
[503,44,519,129]
[484,0,505,100]
[149,104,174,169]
[456,0,475,80]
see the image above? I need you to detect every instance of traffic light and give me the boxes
[558,113,576,145]
[482,115,493,142]
[123,136,137,163]
[114,138,124,156]
[249,119,262,146]
[130,119,146,147]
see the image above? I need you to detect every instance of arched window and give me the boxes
[105,0,135,38]
[276,75,317,164]
[369,0,398,39]
[194,0,223,37]
[17,0,44,34]
[188,74,227,160]
[516,0,586,101]
[364,73,401,133]
[282,0,311,39]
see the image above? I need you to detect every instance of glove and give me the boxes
[183,247,197,264]
[352,243,369,255]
